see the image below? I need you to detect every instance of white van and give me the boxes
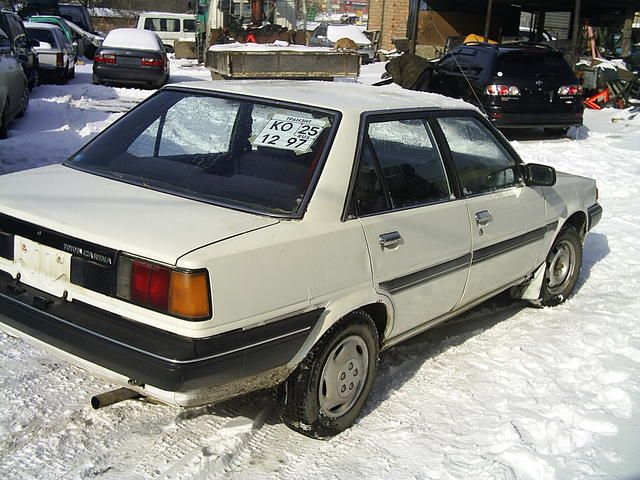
[136,12,196,52]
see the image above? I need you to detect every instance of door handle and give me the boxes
[379,231,402,249]
[475,210,493,226]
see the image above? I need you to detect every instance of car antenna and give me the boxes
[431,21,488,116]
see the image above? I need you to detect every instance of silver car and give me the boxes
[0,27,28,139]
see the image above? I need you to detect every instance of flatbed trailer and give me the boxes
[205,47,360,80]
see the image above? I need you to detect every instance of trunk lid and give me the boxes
[0,165,279,265]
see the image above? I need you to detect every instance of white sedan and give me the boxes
[0,81,601,438]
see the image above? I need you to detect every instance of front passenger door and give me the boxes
[435,116,547,304]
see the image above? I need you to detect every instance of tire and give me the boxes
[92,74,102,86]
[17,84,29,118]
[57,70,68,85]
[540,227,583,306]
[279,311,379,438]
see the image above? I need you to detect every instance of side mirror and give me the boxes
[524,163,556,186]
[30,39,40,47]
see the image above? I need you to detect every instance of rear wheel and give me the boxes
[280,311,379,438]
[540,227,582,306]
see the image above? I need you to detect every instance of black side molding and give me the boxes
[471,225,549,266]
[379,222,557,294]
[380,253,471,294]
[588,203,602,231]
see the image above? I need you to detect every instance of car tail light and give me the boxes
[94,54,116,64]
[116,255,211,320]
[558,85,583,96]
[141,57,164,67]
[56,52,64,68]
[485,84,521,96]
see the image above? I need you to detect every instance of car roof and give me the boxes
[139,12,196,18]
[102,28,161,51]
[168,81,477,115]
[459,42,558,56]
[24,22,61,30]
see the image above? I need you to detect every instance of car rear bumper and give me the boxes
[93,64,166,86]
[0,270,321,402]
[487,110,584,129]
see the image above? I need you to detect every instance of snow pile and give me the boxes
[208,42,333,53]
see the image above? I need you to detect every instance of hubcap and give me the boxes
[319,335,369,418]
[546,239,576,295]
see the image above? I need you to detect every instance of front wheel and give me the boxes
[540,227,583,306]
[280,311,379,438]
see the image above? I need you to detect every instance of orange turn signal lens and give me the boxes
[168,270,211,319]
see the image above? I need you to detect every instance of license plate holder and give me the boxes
[14,236,72,298]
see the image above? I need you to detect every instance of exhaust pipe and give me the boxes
[91,387,141,409]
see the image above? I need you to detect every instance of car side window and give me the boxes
[0,28,10,50]
[437,116,520,196]
[183,19,196,33]
[354,118,451,215]
[144,18,156,31]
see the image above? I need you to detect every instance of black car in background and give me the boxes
[93,28,169,89]
[429,44,584,133]
[0,10,39,89]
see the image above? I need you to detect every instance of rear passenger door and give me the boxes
[352,114,472,337]
[434,114,547,304]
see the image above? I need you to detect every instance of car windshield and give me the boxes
[497,52,574,77]
[66,90,337,216]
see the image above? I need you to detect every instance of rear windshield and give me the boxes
[66,90,337,217]
[27,28,55,46]
[497,52,574,77]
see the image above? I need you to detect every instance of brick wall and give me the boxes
[367,0,410,51]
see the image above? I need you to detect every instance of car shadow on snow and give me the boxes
[171,233,610,436]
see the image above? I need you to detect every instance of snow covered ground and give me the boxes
[0,59,639,480]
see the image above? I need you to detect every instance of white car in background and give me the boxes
[136,12,196,52]
[0,82,601,438]
[25,22,76,83]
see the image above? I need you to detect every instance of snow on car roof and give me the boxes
[169,81,477,116]
[140,12,196,18]
[102,28,161,51]
[326,25,371,45]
